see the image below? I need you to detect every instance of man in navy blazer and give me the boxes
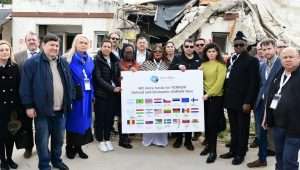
[247,39,282,168]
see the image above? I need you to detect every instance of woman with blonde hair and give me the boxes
[0,40,20,169]
[64,34,94,159]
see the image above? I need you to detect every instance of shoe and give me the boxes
[173,139,182,148]
[76,147,88,159]
[98,142,108,152]
[23,148,32,158]
[7,158,18,169]
[247,159,267,168]
[220,152,234,159]
[192,132,201,141]
[201,139,208,146]
[250,138,258,148]
[206,153,217,163]
[200,147,209,156]
[267,150,275,156]
[65,145,76,159]
[184,142,194,151]
[225,143,231,148]
[0,161,9,170]
[105,141,114,151]
[119,142,133,149]
[232,156,244,165]
[53,162,69,170]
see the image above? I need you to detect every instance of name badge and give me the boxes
[84,78,91,91]
[226,72,230,79]
[270,94,281,109]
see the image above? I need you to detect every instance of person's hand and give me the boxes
[178,65,186,72]
[203,94,208,101]
[261,110,268,129]
[242,104,251,113]
[130,67,138,72]
[26,108,36,118]
[113,87,121,93]
[198,65,203,70]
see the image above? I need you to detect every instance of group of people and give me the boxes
[0,29,299,170]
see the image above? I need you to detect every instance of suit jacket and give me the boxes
[254,57,282,109]
[224,51,260,111]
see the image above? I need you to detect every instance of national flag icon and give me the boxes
[172,108,181,113]
[154,109,162,114]
[145,120,154,124]
[191,98,199,102]
[182,108,190,113]
[163,108,172,114]
[153,98,162,103]
[181,98,189,103]
[136,120,144,125]
[173,119,180,125]
[172,98,180,102]
[155,119,163,124]
[136,109,144,115]
[136,99,144,104]
[145,98,153,104]
[164,119,172,124]
[191,107,199,113]
[163,99,171,103]
[182,119,190,124]
[127,120,135,125]
[127,99,136,105]
[192,119,199,123]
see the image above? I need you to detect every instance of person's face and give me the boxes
[276,41,288,55]
[194,40,205,54]
[166,43,175,55]
[261,44,276,60]
[136,39,148,51]
[0,44,10,62]
[25,34,39,51]
[42,41,59,59]
[123,46,134,60]
[101,42,112,56]
[281,49,300,72]
[110,33,120,47]
[234,40,247,54]
[76,37,89,53]
[153,47,163,60]
[206,48,218,60]
[183,42,194,56]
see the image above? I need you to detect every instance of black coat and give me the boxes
[266,67,300,137]
[223,51,260,110]
[93,51,120,98]
[169,53,202,70]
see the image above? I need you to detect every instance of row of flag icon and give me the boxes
[135,97,199,105]
[127,118,200,125]
[135,107,200,114]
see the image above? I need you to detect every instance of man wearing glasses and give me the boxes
[109,32,122,59]
[169,39,202,151]
[194,38,206,61]
[220,31,260,165]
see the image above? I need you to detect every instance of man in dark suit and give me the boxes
[247,39,282,168]
[220,31,260,165]
[14,31,40,159]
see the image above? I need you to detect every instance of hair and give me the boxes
[136,36,148,43]
[108,31,121,39]
[25,31,38,41]
[195,38,206,43]
[64,34,89,63]
[149,44,168,62]
[121,43,135,60]
[0,40,16,63]
[180,39,194,52]
[101,39,112,47]
[202,43,224,64]
[260,38,276,47]
[42,33,60,44]
[163,41,175,59]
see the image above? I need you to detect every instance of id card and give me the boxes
[270,94,281,109]
[84,78,91,91]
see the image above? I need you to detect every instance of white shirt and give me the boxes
[27,49,40,59]
[136,50,147,65]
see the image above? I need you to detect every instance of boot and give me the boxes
[76,146,88,159]
[65,145,76,159]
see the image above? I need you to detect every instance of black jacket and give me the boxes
[169,53,202,70]
[93,51,120,98]
[266,66,300,137]
[223,51,260,110]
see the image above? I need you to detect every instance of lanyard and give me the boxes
[82,69,89,79]
[154,60,161,70]
[277,72,291,94]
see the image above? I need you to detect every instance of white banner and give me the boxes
[121,70,204,133]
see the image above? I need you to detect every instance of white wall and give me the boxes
[2,20,12,43]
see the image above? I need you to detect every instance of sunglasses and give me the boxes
[195,44,205,47]
[277,46,287,48]
[184,45,194,49]
[234,43,245,48]
[110,37,120,40]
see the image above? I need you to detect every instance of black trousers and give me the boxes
[94,97,114,142]
[175,133,192,143]
[19,108,34,150]
[227,108,250,157]
[205,96,223,153]
[0,115,14,162]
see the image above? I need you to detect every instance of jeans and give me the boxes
[34,113,66,170]
[273,127,300,170]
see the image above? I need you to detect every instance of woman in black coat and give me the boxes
[0,40,20,170]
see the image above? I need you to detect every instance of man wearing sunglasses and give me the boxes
[194,38,206,61]
[109,32,122,59]
[169,39,202,151]
[220,31,260,165]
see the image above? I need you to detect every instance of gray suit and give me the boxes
[14,50,28,72]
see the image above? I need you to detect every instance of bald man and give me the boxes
[263,47,300,170]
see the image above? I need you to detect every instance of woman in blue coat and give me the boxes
[64,34,94,159]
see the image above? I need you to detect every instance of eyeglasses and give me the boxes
[195,44,205,47]
[234,43,245,48]
[110,37,120,41]
[184,45,194,49]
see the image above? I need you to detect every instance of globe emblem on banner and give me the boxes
[150,75,159,83]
